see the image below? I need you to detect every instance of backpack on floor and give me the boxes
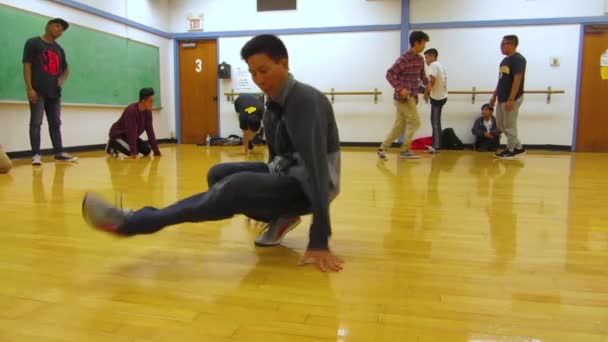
[441,128,464,150]
[223,135,243,146]
[209,136,226,146]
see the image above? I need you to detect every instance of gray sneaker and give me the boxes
[399,151,420,159]
[82,192,132,236]
[254,217,301,247]
[55,152,78,162]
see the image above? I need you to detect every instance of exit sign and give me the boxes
[187,15,203,31]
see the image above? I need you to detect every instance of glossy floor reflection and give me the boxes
[0,145,607,341]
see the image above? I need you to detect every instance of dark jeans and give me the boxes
[29,96,63,155]
[430,98,447,149]
[110,136,152,156]
[119,162,311,235]
[474,136,500,151]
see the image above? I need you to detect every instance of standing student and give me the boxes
[378,31,429,160]
[490,35,527,159]
[106,88,161,158]
[423,48,448,154]
[82,34,344,272]
[23,18,78,165]
[234,93,264,154]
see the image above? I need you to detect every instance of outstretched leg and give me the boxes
[82,171,310,236]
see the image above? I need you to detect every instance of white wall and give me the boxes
[219,25,579,146]
[410,0,606,23]
[71,0,170,32]
[218,31,403,142]
[126,0,169,32]
[173,0,588,146]
[171,0,404,143]
[25,0,587,148]
[408,0,594,146]
[169,0,401,33]
[421,25,580,145]
[0,0,174,153]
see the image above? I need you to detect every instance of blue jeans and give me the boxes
[119,162,311,235]
[430,98,447,149]
[29,96,63,155]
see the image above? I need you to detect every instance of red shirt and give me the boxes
[109,103,160,156]
[386,50,428,102]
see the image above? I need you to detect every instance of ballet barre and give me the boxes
[449,86,565,104]
[224,88,383,104]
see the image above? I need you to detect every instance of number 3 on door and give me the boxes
[195,59,202,73]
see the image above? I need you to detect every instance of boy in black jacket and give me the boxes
[472,104,501,152]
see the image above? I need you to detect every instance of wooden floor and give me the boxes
[1,145,607,342]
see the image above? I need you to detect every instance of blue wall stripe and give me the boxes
[215,37,221,136]
[173,40,181,143]
[50,0,171,38]
[410,16,608,29]
[172,24,401,39]
[396,0,410,143]
[400,0,410,53]
[572,24,585,152]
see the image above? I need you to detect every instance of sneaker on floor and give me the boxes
[514,148,527,156]
[254,216,301,247]
[399,151,420,159]
[55,152,78,162]
[32,154,42,166]
[377,148,387,160]
[494,150,509,158]
[494,150,516,159]
[82,192,132,236]
[425,146,440,154]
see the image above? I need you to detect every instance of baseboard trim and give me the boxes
[6,140,572,158]
[6,138,178,159]
[339,142,573,151]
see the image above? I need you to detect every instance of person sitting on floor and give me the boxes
[472,103,501,152]
[106,88,161,158]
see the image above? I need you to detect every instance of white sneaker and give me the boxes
[424,145,441,154]
[32,154,42,166]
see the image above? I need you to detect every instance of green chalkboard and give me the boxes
[0,5,161,106]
